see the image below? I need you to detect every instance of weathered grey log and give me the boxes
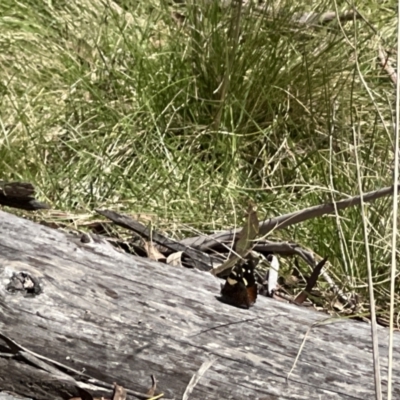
[0,210,399,399]
[0,393,32,400]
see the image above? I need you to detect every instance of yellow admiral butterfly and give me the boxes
[220,257,258,309]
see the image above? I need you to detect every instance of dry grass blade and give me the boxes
[353,123,382,399]
[287,317,347,382]
[387,2,400,397]
[212,0,242,131]
[182,357,217,400]
[378,46,397,86]
[147,395,164,400]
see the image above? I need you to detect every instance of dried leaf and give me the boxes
[211,202,259,276]
[144,241,166,262]
[166,251,183,267]
[295,257,328,304]
[235,201,259,255]
[333,299,345,311]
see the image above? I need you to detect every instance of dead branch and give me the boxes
[180,184,398,251]
[0,181,50,211]
[95,209,222,271]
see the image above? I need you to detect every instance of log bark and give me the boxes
[0,210,399,399]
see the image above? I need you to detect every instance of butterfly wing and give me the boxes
[220,258,258,308]
[242,258,258,307]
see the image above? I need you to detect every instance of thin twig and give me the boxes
[96,209,220,270]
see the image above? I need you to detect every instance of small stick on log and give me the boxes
[96,209,222,271]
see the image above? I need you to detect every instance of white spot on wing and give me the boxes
[227,277,238,285]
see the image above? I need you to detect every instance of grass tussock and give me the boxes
[0,0,398,321]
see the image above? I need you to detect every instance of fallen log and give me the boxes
[0,210,399,399]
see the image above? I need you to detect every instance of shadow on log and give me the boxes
[0,210,399,399]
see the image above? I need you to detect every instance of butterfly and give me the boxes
[220,257,258,309]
